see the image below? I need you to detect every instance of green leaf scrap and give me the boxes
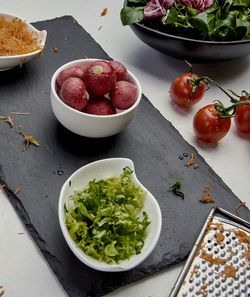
[169,181,185,199]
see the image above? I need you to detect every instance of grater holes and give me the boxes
[234,282,240,289]
[195,279,201,287]
[228,287,234,295]
[175,217,250,297]
[240,276,247,284]
[241,285,248,293]
[220,243,226,249]
[214,289,221,296]
[214,247,220,254]
[226,254,232,260]
[234,273,240,281]
[207,277,214,285]
[240,269,246,276]
[233,257,239,264]
[207,237,213,243]
[208,286,214,294]
[227,278,234,286]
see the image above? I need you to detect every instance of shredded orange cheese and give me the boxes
[14,188,20,195]
[214,232,224,245]
[0,16,41,56]
[236,201,246,217]
[220,265,236,279]
[185,153,194,167]
[200,250,227,265]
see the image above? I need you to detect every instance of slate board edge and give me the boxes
[1,15,249,297]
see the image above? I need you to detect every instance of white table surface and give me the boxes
[0,1,249,296]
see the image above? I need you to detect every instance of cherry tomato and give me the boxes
[234,98,250,133]
[169,73,205,108]
[193,104,231,143]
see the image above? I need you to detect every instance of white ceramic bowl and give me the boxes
[58,158,162,272]
[50,59,142,138]
[0,13,47,71]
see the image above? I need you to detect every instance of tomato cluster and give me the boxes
[169,71,250,143]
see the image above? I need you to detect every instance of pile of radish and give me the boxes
[55,60,138,115]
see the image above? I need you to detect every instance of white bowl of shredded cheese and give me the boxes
[0,13,47,71]
[58,158,162,272]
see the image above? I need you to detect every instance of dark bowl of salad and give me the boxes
[121,0,250,63]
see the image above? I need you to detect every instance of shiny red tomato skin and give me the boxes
[234,98,250,133]
[193,104,231,143]
[170,73,205,108]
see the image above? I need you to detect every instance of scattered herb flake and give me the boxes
[0,115,14,128]
[169,181,185,199]
[100,8,107,17]
[11,112,30,115]
[19,132,40,151]
[14,188,20,195]
[200,184,215,203]
[19,58,26,67]
[194,163,200,169]
[0,184,6,190]
[185,153,195,167]
[236,202,246,218]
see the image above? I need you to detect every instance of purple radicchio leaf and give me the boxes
[178,0,214,13]
[144,0,176,20]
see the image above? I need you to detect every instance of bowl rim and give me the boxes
[133,22,250,45]
[58,157,162,272]
[123,0,250,45]
[51,58,142,119]
[0,13,47,60]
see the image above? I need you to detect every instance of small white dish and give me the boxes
[50,59,142,138]
[58,158,162,272]
[0,13,47,71]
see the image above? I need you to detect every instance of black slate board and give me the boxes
[0,16,249,297]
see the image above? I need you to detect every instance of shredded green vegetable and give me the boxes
[65,167,150,264]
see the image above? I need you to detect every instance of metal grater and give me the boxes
[169,207,250,297]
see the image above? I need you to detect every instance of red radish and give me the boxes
[83,96,116,115]
[60,77,89,110]
[110,81,138,110]
[56,65,85,89]
[110,60,128,81]
[83,60,116,95]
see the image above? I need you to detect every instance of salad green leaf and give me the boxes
[121,6,144,25]
[121,0,250,41]
[65,167,150,264]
